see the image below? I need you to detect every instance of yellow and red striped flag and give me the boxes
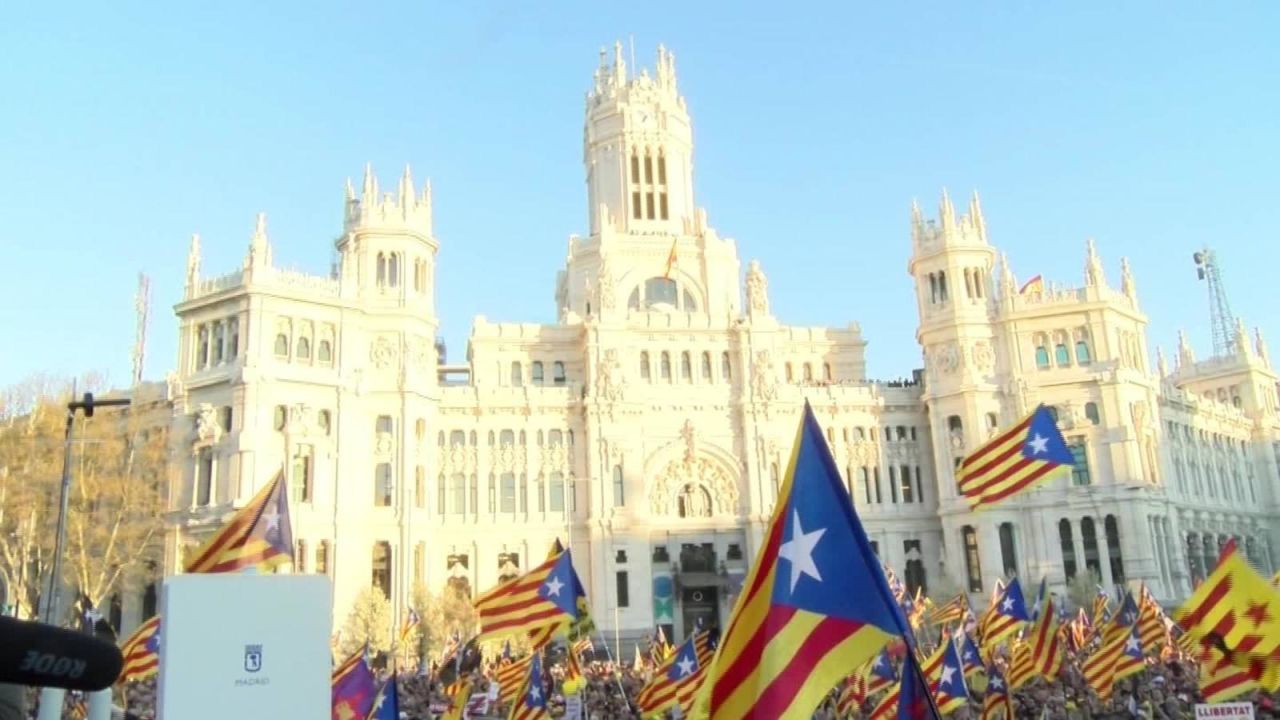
[980,665,1012,720]
[473,549,585,642]
[1175,539,1280,691]
[496,654,532,705]
[636,630,714,717]
[977,577,1031,650]
[693,404,936,718]
[1029,595,1063,680]
[183,471,293,573]
[925,594,968,627]
[957,405,1074,509]
[1018,275,1044,295]
[1199,644,1260,703]
[509,653,548,720]
[440,678,472,720]
[118,616,161,683]
[1006,641,1035,691]
[1136,586,1167,653]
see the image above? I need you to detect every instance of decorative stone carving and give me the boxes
[166,372,185,402]
[408,336,434,372]
[934,343,960,375]
[1084,238,1105,287]
[1130,400,1150,431]
[751,350,778,402]
[648,455,739,518]
[595,349,624,402]
[949,430,965,453]
[370,336,397,369]
[680,420,697,464]
[745,260,770,316]
[288,403,311,435]
[541,443,570,475]
[970,340,995,373]
[850,441,878,465]
[194,403,221,444]
[598,255,617,311]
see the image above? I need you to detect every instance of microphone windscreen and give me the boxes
[0,616,124,691]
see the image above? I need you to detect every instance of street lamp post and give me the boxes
[37,391,130,720]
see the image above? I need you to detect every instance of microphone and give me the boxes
[0,616,123,691]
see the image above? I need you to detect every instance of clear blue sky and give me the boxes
[3,3,1277,387]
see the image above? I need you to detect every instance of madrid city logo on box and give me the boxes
[244,644,263,673]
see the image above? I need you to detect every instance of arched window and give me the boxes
[553,361,566,386]
[785,363,794,382]
[296,336,311,361]
[640,352,651,380]
[1081,517,1101,578]
[196,325,210,369]
[823,363,832,382]
[998,522,1018,576]
[1059,519,1078,580]
[318,339,332,364]
[227,318,240,359]
[1035,345,1050,369]
[1055,343,1071,366]
[937,271,949,301]
[273,405,287,431]
[888,466,899,503]
[721,352,732,381]
[212,323,225,364]
[701,352,712,380]
[376,253,387,286]
[274,332,289,358]
[450,473,466,515]
[291,454,312,503]
[195,448,213,506]
[612,465,625,507]
[660,352,672,381]
[680,352,692,381]
[1104,515,1125,583]
[500,472,516,513]
[371,542,392,599]
[1075,340,1092,365]
[962,526,982,592]
[549,472,565,512]
[510,361,523,387]
[645,277,678,307]
[374,463,393,507]
[803,363,813,382]
[294,540,307,572]
[531,361,544,385]
[1085,402,1100,425]
[861,468,872,505]
[414,466,425,508]
[387,253,400,287]
[318,410,331,436]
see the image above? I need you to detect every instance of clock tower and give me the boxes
[584,43,694,236]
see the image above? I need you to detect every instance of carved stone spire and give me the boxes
[969,190,986,241]
[1084,238,1106,287]
[1235,318,1252,358]
[361,163,377,207]
[185,233,201,295]
[1177,330,1195,369]
[1120,257,1137,301]
[1156,346,1169,378]
[245,212,272,273]
[1256,328,1271,368]
[999,252,1017,298]
[939,188,956,232]
[398,164,416,212]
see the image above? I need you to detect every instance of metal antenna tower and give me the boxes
[132,272,151,386]
[1192,247,1235,357]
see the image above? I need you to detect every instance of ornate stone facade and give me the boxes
[165,45,1280,645]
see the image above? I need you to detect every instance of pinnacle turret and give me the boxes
[1177,330,1195,369]
[185,233,201,294]
[1084,238,1106,287]
[343,164,434,238]
[1156,346,1169,378]
[245,212,272,272]
[910,189,989,252]
[1256,328,1271,368]
[1120,257,1137,301]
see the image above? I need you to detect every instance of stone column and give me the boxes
[1095,516,1115,589]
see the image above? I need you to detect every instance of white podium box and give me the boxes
[157,574,332,720]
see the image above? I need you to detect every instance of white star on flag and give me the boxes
[990,676,1004,690]
[263,508,281,532]
[530,686,541,701]
[676,656,695,676]
[777,510,827,592]
[939,665,956,687]
[1027,434,1049,454]
[1001,596,1015,612]
[544,576,565,597]
[1126,635,1141,653]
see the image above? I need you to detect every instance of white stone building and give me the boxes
[164,44,1280,645]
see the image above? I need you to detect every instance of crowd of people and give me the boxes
[23,651,1273,719]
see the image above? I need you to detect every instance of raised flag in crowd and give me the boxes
[694,402,940,719]
[183,471,293,574]
[956,404,1073,509]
